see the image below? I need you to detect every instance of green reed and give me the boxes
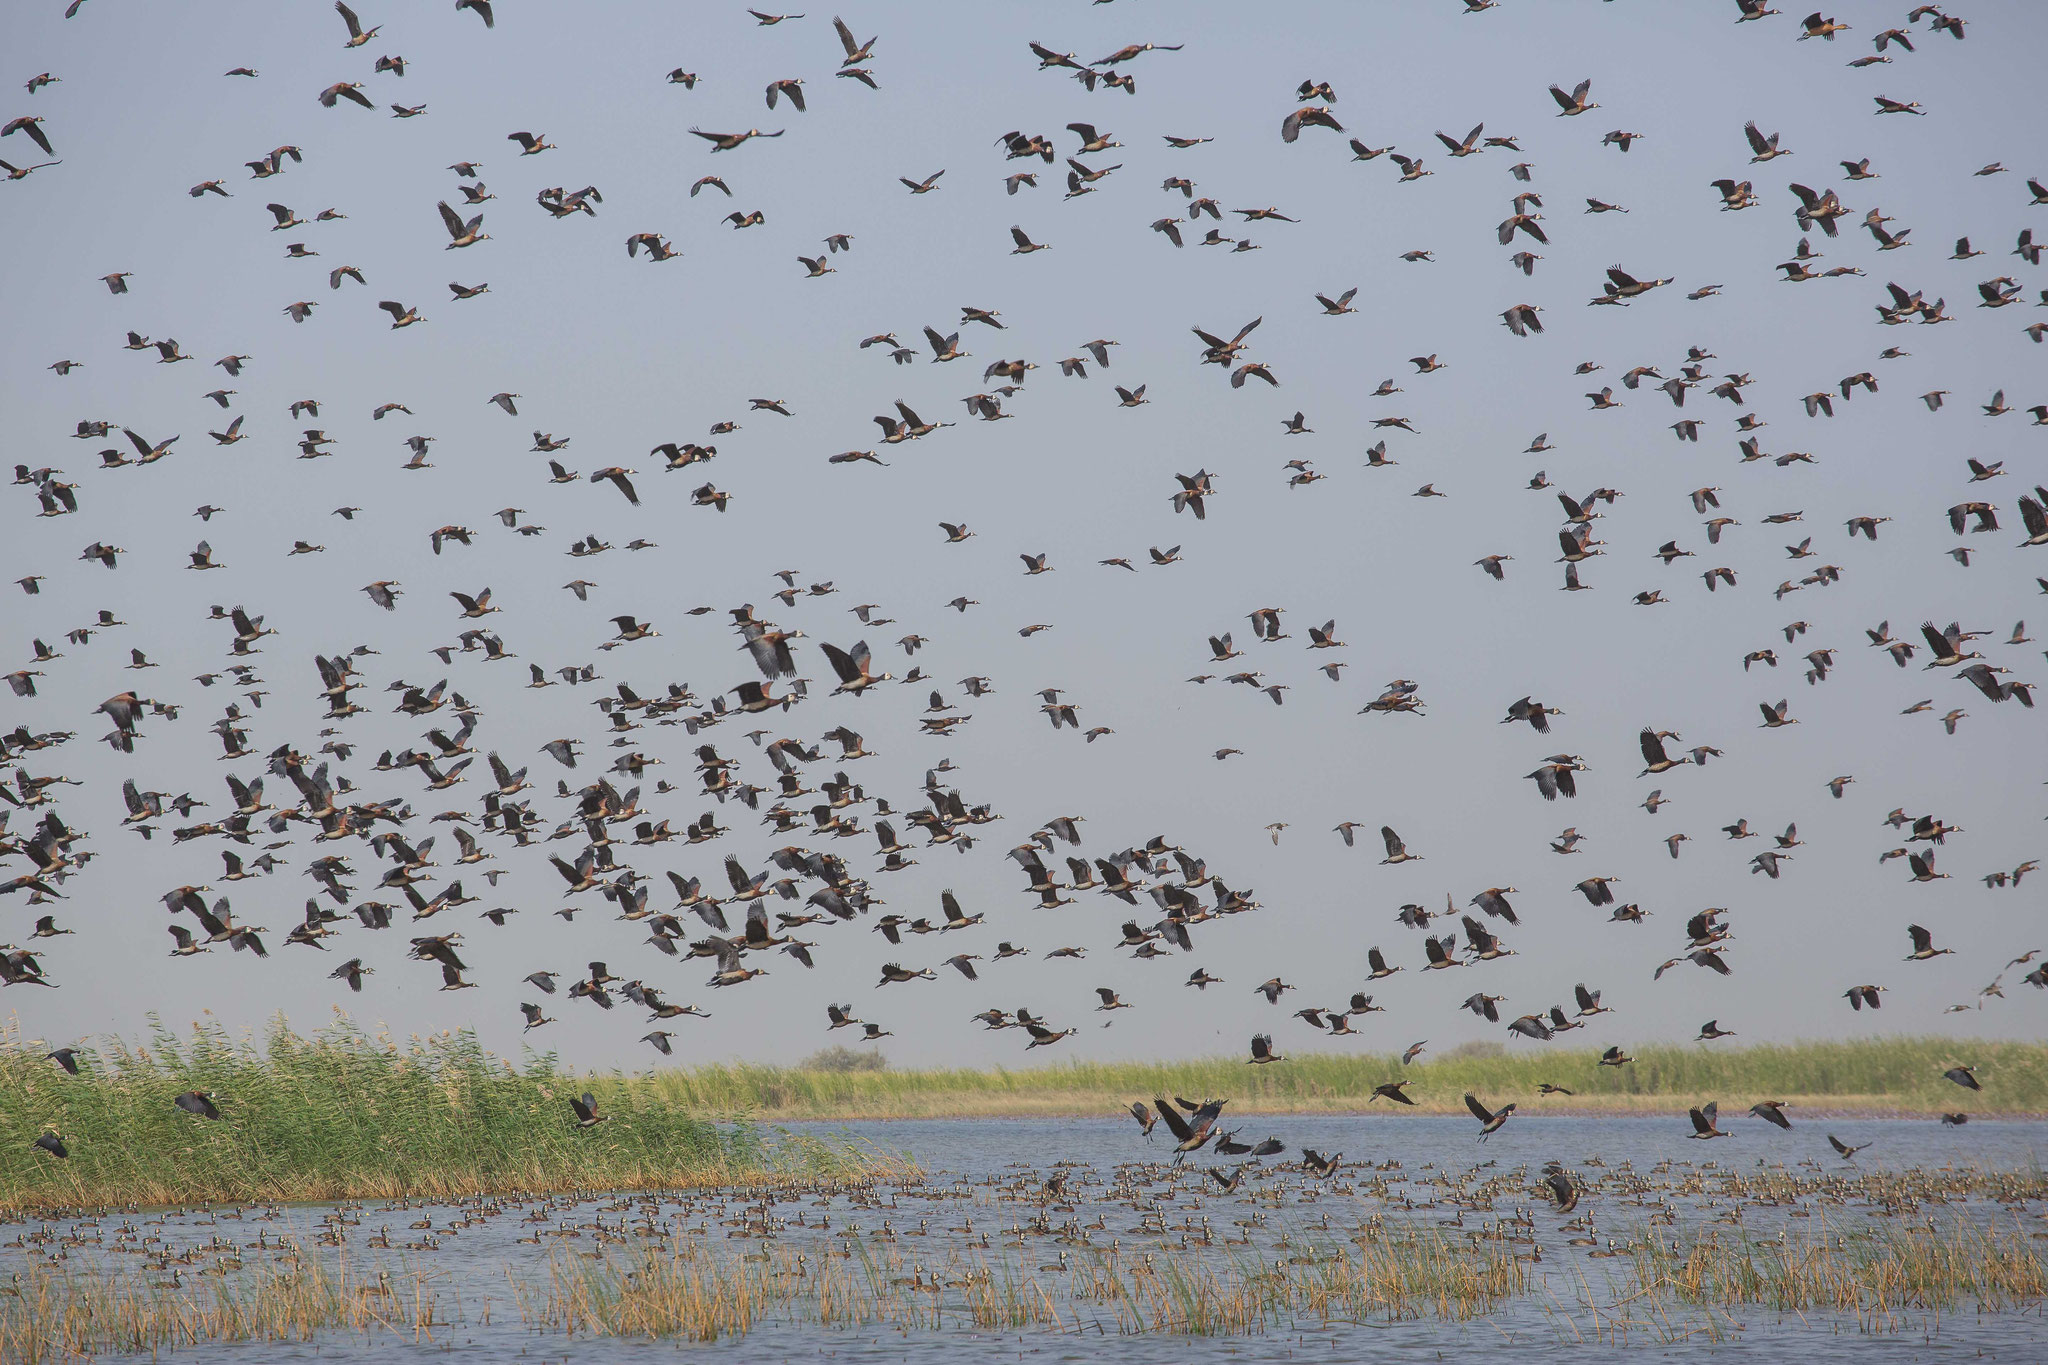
[0,1014,877,1211]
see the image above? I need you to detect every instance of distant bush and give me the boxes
[801,1046,887,1073]
[1439,1040,1506,1062]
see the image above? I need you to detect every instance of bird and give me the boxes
[1639,729,1690,776]
[1464,1093,1515,1138]
[1686,1103,1728,1139]
[1905,924,1954,961]
[1548,79,1597,116]
[173,1091,222,1120]
[1151,1096,1227,1162]
[1750,1100,1792,1129]
[1378,827,1420,864]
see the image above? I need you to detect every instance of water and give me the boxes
[6,1115,2047,1362]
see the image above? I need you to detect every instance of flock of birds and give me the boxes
[3,0,2045,1167]
[11,1150,2038,1330]
[1119,1059,1983,1168]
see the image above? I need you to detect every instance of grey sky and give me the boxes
[3,0,2044,1072]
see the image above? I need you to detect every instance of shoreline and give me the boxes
[8,1023,2041,1211]
[730,1094,2047,1123]
[636,1035,2048,1122]
[753,1102,2048,1122]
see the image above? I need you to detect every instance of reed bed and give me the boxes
[1632,1215,2048,1314]
[0,1015,880,1212]
[637,1037,2048,1119]
[1083,1225,1528,1332]
[4,1217,2042,1353]
[0,1249,439,1364]
[5,1015,2038,1210]
[526,1224,1528,1339]
[525,1217,2048,1341]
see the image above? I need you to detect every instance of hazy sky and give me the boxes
[3,0,2044,1074]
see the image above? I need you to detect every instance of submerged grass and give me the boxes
[0,1249,442,1364]
[636,1036,2048,1119]
[1634,1215,2048,1313]
[0,1014,884,1212]
[13,1215,2033,1353]
[528,1222,1528,1339]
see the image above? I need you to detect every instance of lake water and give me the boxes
[6,1115,2047,1362]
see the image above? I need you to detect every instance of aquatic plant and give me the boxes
[0,1014,878,1210]
[0,1246,437,1363]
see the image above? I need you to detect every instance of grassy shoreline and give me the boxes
[0,1017,892,1213]
[643,1037,2048,1121]
[5,1023,2039,1211]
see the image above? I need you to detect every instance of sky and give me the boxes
[2,0,2045,1074]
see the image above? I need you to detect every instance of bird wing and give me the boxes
[1639,728,1669,766]
[1153,1097,1194,1141]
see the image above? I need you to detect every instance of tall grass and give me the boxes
[632,1037,2048,1118]
[0,1248,435,1363]
[6,1019,2034,1209]
[0,1014,879,1212]
[528,1226,1528,1339]
[1634,1215,2048,1313]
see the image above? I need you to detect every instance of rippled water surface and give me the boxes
[8,1115,2048,1362]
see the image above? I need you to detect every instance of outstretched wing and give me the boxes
[1152,1097,1193,1141]
[1639,728,1668,766]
